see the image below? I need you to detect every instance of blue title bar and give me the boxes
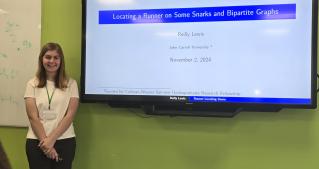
[99,4,296,24]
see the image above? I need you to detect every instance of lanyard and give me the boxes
[45,85,56,110]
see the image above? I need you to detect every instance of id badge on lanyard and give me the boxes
[42,110,57,120]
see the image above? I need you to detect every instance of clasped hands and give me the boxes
[38,137,61,162]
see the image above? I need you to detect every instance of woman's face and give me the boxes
[42,50,61,74]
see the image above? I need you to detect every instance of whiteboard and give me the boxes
[0,0,41,127]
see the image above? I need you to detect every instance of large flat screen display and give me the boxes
[81,0,317,110]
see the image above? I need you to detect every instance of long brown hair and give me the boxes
[36,42,68,89]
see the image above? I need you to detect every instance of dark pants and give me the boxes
[26,137,76,169]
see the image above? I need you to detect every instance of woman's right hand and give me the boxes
[45,147,61,162]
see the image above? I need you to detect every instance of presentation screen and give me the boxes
[81,0,317,108]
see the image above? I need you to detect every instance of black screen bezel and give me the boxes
[80,0,318,109]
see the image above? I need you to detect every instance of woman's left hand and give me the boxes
[38,136,56,152]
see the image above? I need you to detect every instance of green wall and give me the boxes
[1,0,319,169]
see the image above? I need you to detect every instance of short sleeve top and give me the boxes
[24,77,79,140]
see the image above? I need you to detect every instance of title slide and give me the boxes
[84,0,313,104]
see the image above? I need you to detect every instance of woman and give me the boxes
[24,42,79,169]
